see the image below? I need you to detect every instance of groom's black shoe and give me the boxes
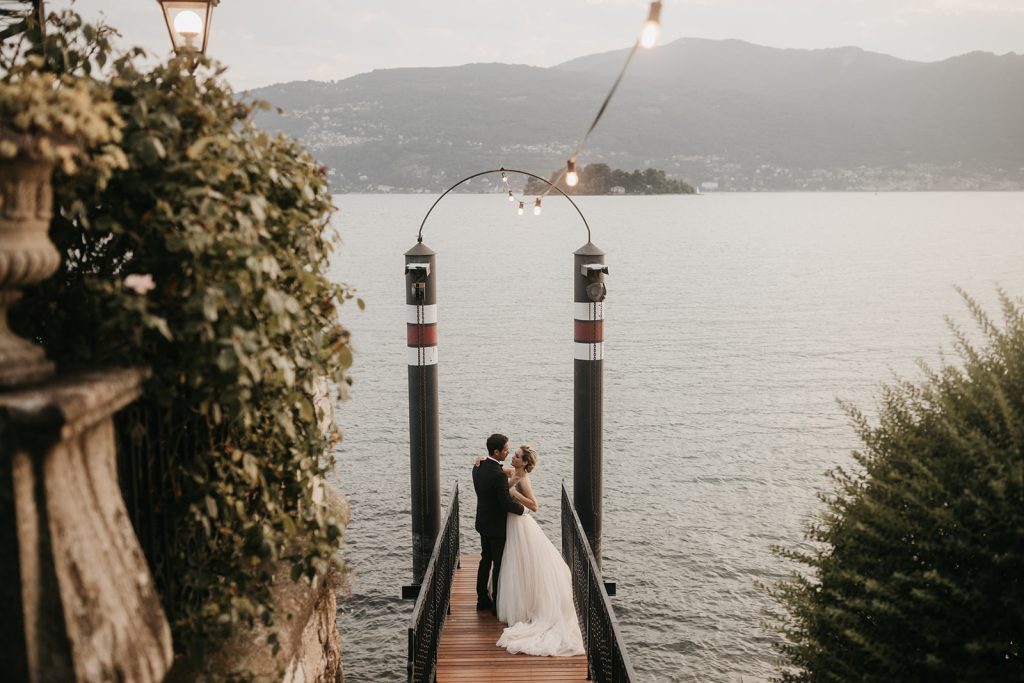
[476,598,492,611]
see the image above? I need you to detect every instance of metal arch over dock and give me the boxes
[404,167,609,588]
[416,167,592,243]
[405,167,631,681]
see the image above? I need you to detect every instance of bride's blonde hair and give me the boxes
[519,444,539,473]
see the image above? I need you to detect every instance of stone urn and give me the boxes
[0,152,61,387]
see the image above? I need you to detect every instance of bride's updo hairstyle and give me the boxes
[519,445,539,473]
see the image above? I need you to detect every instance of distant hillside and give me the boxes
[251,38,1024,192]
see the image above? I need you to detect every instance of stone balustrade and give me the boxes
[0,368,173,683]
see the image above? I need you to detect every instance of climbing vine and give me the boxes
[7,10,356,671]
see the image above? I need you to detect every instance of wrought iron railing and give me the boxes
[562,481,637,683]
[115,399,208,621]
[407,482,460,683]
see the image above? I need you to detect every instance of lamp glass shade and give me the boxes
[158,0,216,54]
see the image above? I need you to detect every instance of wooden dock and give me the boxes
[436,554,590,682]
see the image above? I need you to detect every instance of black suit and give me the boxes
[472,459,525,609]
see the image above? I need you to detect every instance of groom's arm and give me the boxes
[493,474,525,516]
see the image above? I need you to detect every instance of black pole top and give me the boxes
[417,168,592,244]
[574,241,606,257]
[405,241,437,257]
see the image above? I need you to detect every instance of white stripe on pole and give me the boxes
[574,302,605,321]
[408,346,439,366]
[407,304,439,324]
[574,342,605,361]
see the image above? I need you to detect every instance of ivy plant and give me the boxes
[9,10,357,670]
[0,66,125,177]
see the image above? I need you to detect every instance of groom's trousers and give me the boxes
[477,534,506,610]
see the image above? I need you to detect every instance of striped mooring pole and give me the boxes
[405,241,441,592]
[574,241,608,570]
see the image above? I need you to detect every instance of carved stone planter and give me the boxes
[0,368,173,683]
[0,154,61,387]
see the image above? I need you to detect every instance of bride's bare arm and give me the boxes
[511,476,538,512]
[473,456,513,478]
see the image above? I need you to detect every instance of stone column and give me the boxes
[0,368,173,683]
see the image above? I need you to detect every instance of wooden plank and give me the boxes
[435,555,589,682]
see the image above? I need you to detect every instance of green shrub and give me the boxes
[770,290,1024,682]
[8,11,356,668]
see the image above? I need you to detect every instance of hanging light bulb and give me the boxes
[508,190,514,202]
[501,171,508,184]
[640,1,662,49]
[517,201,525,216]
[566,159,579,187]
[533,198,542,216]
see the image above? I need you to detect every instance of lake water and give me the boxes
[325,192,1024,682]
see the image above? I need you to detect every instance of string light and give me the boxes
[565,159,579,187]
[640,1,662,49]
[496,2,660,214]
[533,0,663,206]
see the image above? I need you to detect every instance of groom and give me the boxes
[472,433,525,613]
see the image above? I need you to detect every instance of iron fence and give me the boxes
[407,482,460,683]
[562,481,637,683]
[115,399,208,621]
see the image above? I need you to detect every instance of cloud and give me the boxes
[49,0,1024,90]
[909,0,1024,13]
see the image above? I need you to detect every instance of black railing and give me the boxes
[407,482,460,683]
[562,482,637,683]
[115,399,208,621]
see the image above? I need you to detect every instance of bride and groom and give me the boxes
[471,433,585,657]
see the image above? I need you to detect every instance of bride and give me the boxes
[478,445,585,657]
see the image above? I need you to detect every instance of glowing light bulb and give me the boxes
[174,10,204,47]
[566,159,579,187]
[501,172,508,184]
[640,1,662,49]
[517,201,525,216]
[533,198,542,216]
[508,190,514,202]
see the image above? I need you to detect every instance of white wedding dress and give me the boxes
[495,482,585,657]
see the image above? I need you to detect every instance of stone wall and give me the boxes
[166,485,349,683]
[166,378,350,682]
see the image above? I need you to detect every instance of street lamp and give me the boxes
[156,0,218,54]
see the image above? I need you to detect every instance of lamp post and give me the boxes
[156,0,218,55]
[33,0,45,39]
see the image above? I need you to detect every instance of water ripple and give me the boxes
[328,193,1024,682]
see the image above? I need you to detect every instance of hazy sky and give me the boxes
[57,0,1024,91]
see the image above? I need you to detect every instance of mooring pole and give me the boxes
[573,241,608,569]
[404,241,441,595]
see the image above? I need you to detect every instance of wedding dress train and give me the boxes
[496,511,585,657]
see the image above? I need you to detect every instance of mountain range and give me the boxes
[251,38,1024,192]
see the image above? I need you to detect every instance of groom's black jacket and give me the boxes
[473,459,525,537]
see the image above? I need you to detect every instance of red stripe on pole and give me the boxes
[407,323,438,347]
[574,320,604,343]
